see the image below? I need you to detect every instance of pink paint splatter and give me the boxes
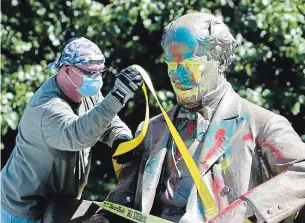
[210,199,243,222]
[224,198,242,210]
[205,128,226,160]
[213,177,222,193]
[183,122,196,140]
[241,172,287,202]
[163,190,169,200]
[213,176,222,208]
[242,187,254,197]
[107,190,115,201]
[203,162,209,169]
[260,141,284,158]
[173,122,196,162]
[149,148,158,156]
[197,158,209,171]
[170,44,183,63]
[242,133,253,141]
[210,171,290,222]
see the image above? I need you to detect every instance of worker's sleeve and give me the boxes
[41,93,124,151]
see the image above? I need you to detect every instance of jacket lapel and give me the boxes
[183,84,246,220]
[197,84,242,176]
[140,106,179,213]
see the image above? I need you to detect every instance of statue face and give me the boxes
[163,26,220,110]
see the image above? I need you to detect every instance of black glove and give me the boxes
[112,136,134,164]
[111,66,143,105]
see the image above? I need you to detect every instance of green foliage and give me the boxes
[2,0,305,200]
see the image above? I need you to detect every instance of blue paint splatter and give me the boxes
[204,113,250,168]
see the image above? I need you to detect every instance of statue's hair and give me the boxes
[161,12,237,74]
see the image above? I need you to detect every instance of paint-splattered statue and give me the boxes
[94,12,305,223]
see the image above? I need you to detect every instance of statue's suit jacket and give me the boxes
[104,85,305,223]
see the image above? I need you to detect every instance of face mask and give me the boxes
[66,68,103,97]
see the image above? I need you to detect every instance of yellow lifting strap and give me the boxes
[112,82,149,179]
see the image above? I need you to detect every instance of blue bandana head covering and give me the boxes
[47,37,105,70]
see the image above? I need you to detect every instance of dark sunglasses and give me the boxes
[73,65,107,78]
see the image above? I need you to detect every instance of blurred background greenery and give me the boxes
[1,0,305,201]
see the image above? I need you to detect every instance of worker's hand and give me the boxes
[112,136,134,164]
[111,66,143,105]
